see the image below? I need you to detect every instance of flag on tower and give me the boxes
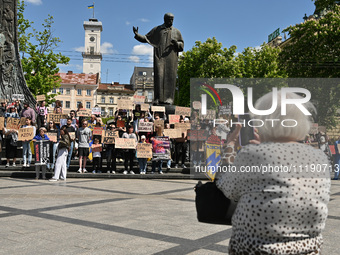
[88,4,94,9]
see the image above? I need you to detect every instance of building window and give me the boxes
[109,98,114,104]
[77,101,82,108]
[77,89,82,95]
[86,89,91,96]
[51,102,56,108]
[59,88,64,94]
[66,88,71,95]
[59,101,63,107]
[101,107,105,116]
[101,97,105,104]
[52,88,56,94]
[109,109,113,116]
[148,91,153,101]
[137,91,143,96]
[66,101,70,108]
[86,102,91,109]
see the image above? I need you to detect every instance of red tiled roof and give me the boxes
[57,72,99,85]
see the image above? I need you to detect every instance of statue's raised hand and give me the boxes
[133,26,139,35]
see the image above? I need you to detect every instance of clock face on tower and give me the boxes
[90,36,95,42]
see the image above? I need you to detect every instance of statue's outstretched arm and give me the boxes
[133,26,147,43]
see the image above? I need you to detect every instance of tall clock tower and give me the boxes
[82,18,102,79]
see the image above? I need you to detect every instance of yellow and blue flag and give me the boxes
[205,135,222,181]
[88,4,94,9]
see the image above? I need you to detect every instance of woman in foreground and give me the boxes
[217,91,331,254]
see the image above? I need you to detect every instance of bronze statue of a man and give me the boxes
[133,13,184,105]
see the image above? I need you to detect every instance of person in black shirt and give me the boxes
[65,118,76,169]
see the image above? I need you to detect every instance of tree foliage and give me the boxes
[17,0,69,102]
[176,37,286,106]
[280,2,340,127]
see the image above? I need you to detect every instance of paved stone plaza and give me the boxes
[0,178,339,255]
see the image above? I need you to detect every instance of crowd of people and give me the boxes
[0,99,200,181]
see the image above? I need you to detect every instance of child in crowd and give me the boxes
[21,117,36,168]
[91,137,102,173]
[137,135,148,174]
[33,127,50,180]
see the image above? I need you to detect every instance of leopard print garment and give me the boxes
[216,143,331,255]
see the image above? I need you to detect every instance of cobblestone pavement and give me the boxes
[0,178,339,255]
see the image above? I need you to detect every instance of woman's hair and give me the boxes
[47,121,57,131]
[55,100,62,108]
[155,124,163,136]
[251,90,316,142]
[60,125,71,141]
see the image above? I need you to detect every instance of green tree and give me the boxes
[17,0,69,102]
[280,1,340,127]
[176,37,286,106]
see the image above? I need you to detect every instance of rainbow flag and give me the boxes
[88,4,94,9]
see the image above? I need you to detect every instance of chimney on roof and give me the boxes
[67,71,73,75]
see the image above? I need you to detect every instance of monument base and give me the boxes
[154,103,176,118]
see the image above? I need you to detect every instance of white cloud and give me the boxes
[101,42,116,54]
[126,21,131,26]
[254,45,262,51]
[128,56,140,63]
[73,43,117,54]
[25,0,42,5]
[132,44,153,55]
[74,46,85,52]
[130,44,153,64]
[139,18,150,22]
[75,64,82,71]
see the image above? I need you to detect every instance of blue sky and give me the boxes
[22,0,316,84]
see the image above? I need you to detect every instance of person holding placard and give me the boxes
[122,125,138,174]
[175,117,187,169]
[114,115,126,163]
[0,101,7,116]
[76,120,92,173]
[33,127,50,180]
[137,135,148,174]
[138,117,153,143]
[65,118,76,170]
[5,105,19,119]
[164,122,173,171]
[21,117,36,168]
[105,123,118,174]
[47,121,60,170]
[133,104,142,133]
[88,114,97,125]
[49,126,71,181]
[150,124,164,174]
[53,100,63,114]
[21,102,36,124]
[91,138,102,174]
[36,101,48,130]
[4,117,19,167]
